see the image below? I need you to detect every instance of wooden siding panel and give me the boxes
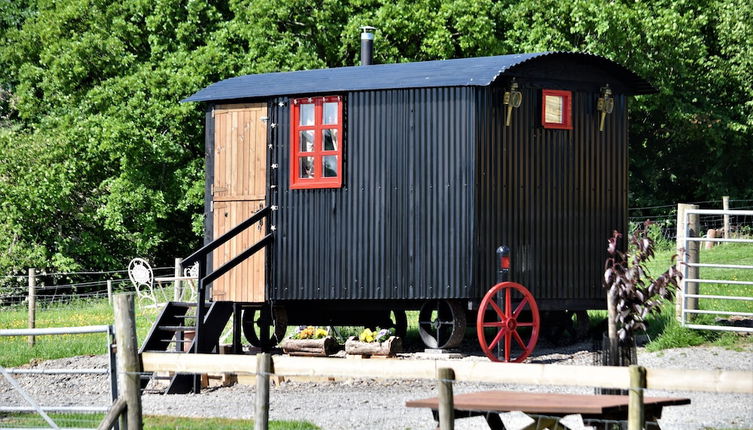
[212,103,267,303]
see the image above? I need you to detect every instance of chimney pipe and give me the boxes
[360,26,376,66]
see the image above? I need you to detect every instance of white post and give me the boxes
[107,280,113,305]
[28,268,36,347]
[723,196,730,239]
[173,258,182,301]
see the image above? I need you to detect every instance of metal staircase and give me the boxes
[139,206,272,394]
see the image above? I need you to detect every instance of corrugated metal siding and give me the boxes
[270,88,477,301]
[474,85,628,310]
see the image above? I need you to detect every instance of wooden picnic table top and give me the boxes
[406,390,690,417]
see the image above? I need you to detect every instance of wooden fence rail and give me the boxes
[141,352,753,394]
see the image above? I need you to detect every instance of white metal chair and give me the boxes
[128,258,161,309]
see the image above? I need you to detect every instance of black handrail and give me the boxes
[203,234,272,286]
[183,205,271,267]
[178,204,273,393]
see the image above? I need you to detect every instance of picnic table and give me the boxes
[406,390,690,429]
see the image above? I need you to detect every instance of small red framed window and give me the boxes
[541,89,572,130]
[290,96,343,189]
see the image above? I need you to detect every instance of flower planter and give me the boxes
[344,336,402,357]
[281,336,338,357]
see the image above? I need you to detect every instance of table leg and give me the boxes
[484,412,506,430]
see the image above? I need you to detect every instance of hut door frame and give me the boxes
[211,103,268,303]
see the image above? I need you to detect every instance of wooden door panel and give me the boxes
[212,103,267,303]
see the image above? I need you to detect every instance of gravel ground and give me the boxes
[1,342,751,429]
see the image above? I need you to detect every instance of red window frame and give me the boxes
[541,89,572,130]
[290,96,343,189]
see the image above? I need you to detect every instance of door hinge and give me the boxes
[210,201,214,212]
[211,108,215,118]
[210,184,214,195]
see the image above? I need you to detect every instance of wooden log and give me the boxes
[255,353,271,430]
[676,203,699,319]
[113,294,143,430]
[437,367,455,430]
[281,337,338,356]
[344,336,402,357]
[628,365,646,430]
[96,397,127,430]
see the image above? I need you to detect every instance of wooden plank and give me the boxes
[140,353,753,393]
[405,391,690,416]
[646,367,753,393]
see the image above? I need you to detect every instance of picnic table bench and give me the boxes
[406,390,690,429]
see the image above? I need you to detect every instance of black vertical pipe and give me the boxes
[360,26,375,66]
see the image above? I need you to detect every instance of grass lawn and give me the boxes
[0,297,160,367]
[640,242,753,351]
[0,413,320,429]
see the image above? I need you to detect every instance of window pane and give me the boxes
[299,157,315,178]
[322,156,338,177]
[300,130,314,152]
[545,95,563,123]
[322,129,338,151]
[300,103,314,126]
[323,102,338,124]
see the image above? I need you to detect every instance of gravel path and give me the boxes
[2,343,751,429]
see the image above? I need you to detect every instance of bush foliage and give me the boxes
[0,0,751,286]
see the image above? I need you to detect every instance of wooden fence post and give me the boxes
[28,268,36,347]
[113,294,143,430]
[723,196,730,239]
[173,258,182,301]
[255,353,271,430]
[628,365,646,430]
[437,367,455,430]
[676,203,699,320]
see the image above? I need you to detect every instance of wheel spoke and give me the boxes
[483,322,505,328]
[505,288,511,318]
[489,327,506,349]
[488,299,505,320]
[513,330,527,350]
[512,298,528,319]
[517,322,534,327]
[504,329,511,362]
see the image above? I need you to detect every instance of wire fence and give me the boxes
[0,266,174,308]
[628,199,753,248]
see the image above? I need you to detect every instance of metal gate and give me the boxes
[0,325,117,429]
[680,208,753,332]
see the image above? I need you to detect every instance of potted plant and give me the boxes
[281,326,338,356]
[345,327,402,357]
[603,220,683,368]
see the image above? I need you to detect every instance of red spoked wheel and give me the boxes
[476,282,540,363]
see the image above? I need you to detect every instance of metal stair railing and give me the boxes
[180,205,272,360]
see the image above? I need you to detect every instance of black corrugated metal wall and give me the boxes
[474,83,628,310]
[270,88,477,301]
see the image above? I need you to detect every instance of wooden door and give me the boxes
[212,103,267,303]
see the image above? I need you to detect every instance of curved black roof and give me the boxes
[183,51,656,103]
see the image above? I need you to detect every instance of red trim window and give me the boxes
[541,89,572,130]
[290,96,343,189]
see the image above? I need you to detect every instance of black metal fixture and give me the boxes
[597,85,614,131]
[503,81,522,126]
[360,26,376,66]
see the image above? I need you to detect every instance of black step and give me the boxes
[157,325,192,331]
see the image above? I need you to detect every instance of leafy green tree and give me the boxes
[0,0,750,288]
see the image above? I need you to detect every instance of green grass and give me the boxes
[639,242,753,351]
[0,413,320,429]
[0,297,160,367]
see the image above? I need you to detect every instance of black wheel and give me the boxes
[418,300,466,349]
[386,310,408,338]
[541,310,590,345]
[242,306,288,349]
